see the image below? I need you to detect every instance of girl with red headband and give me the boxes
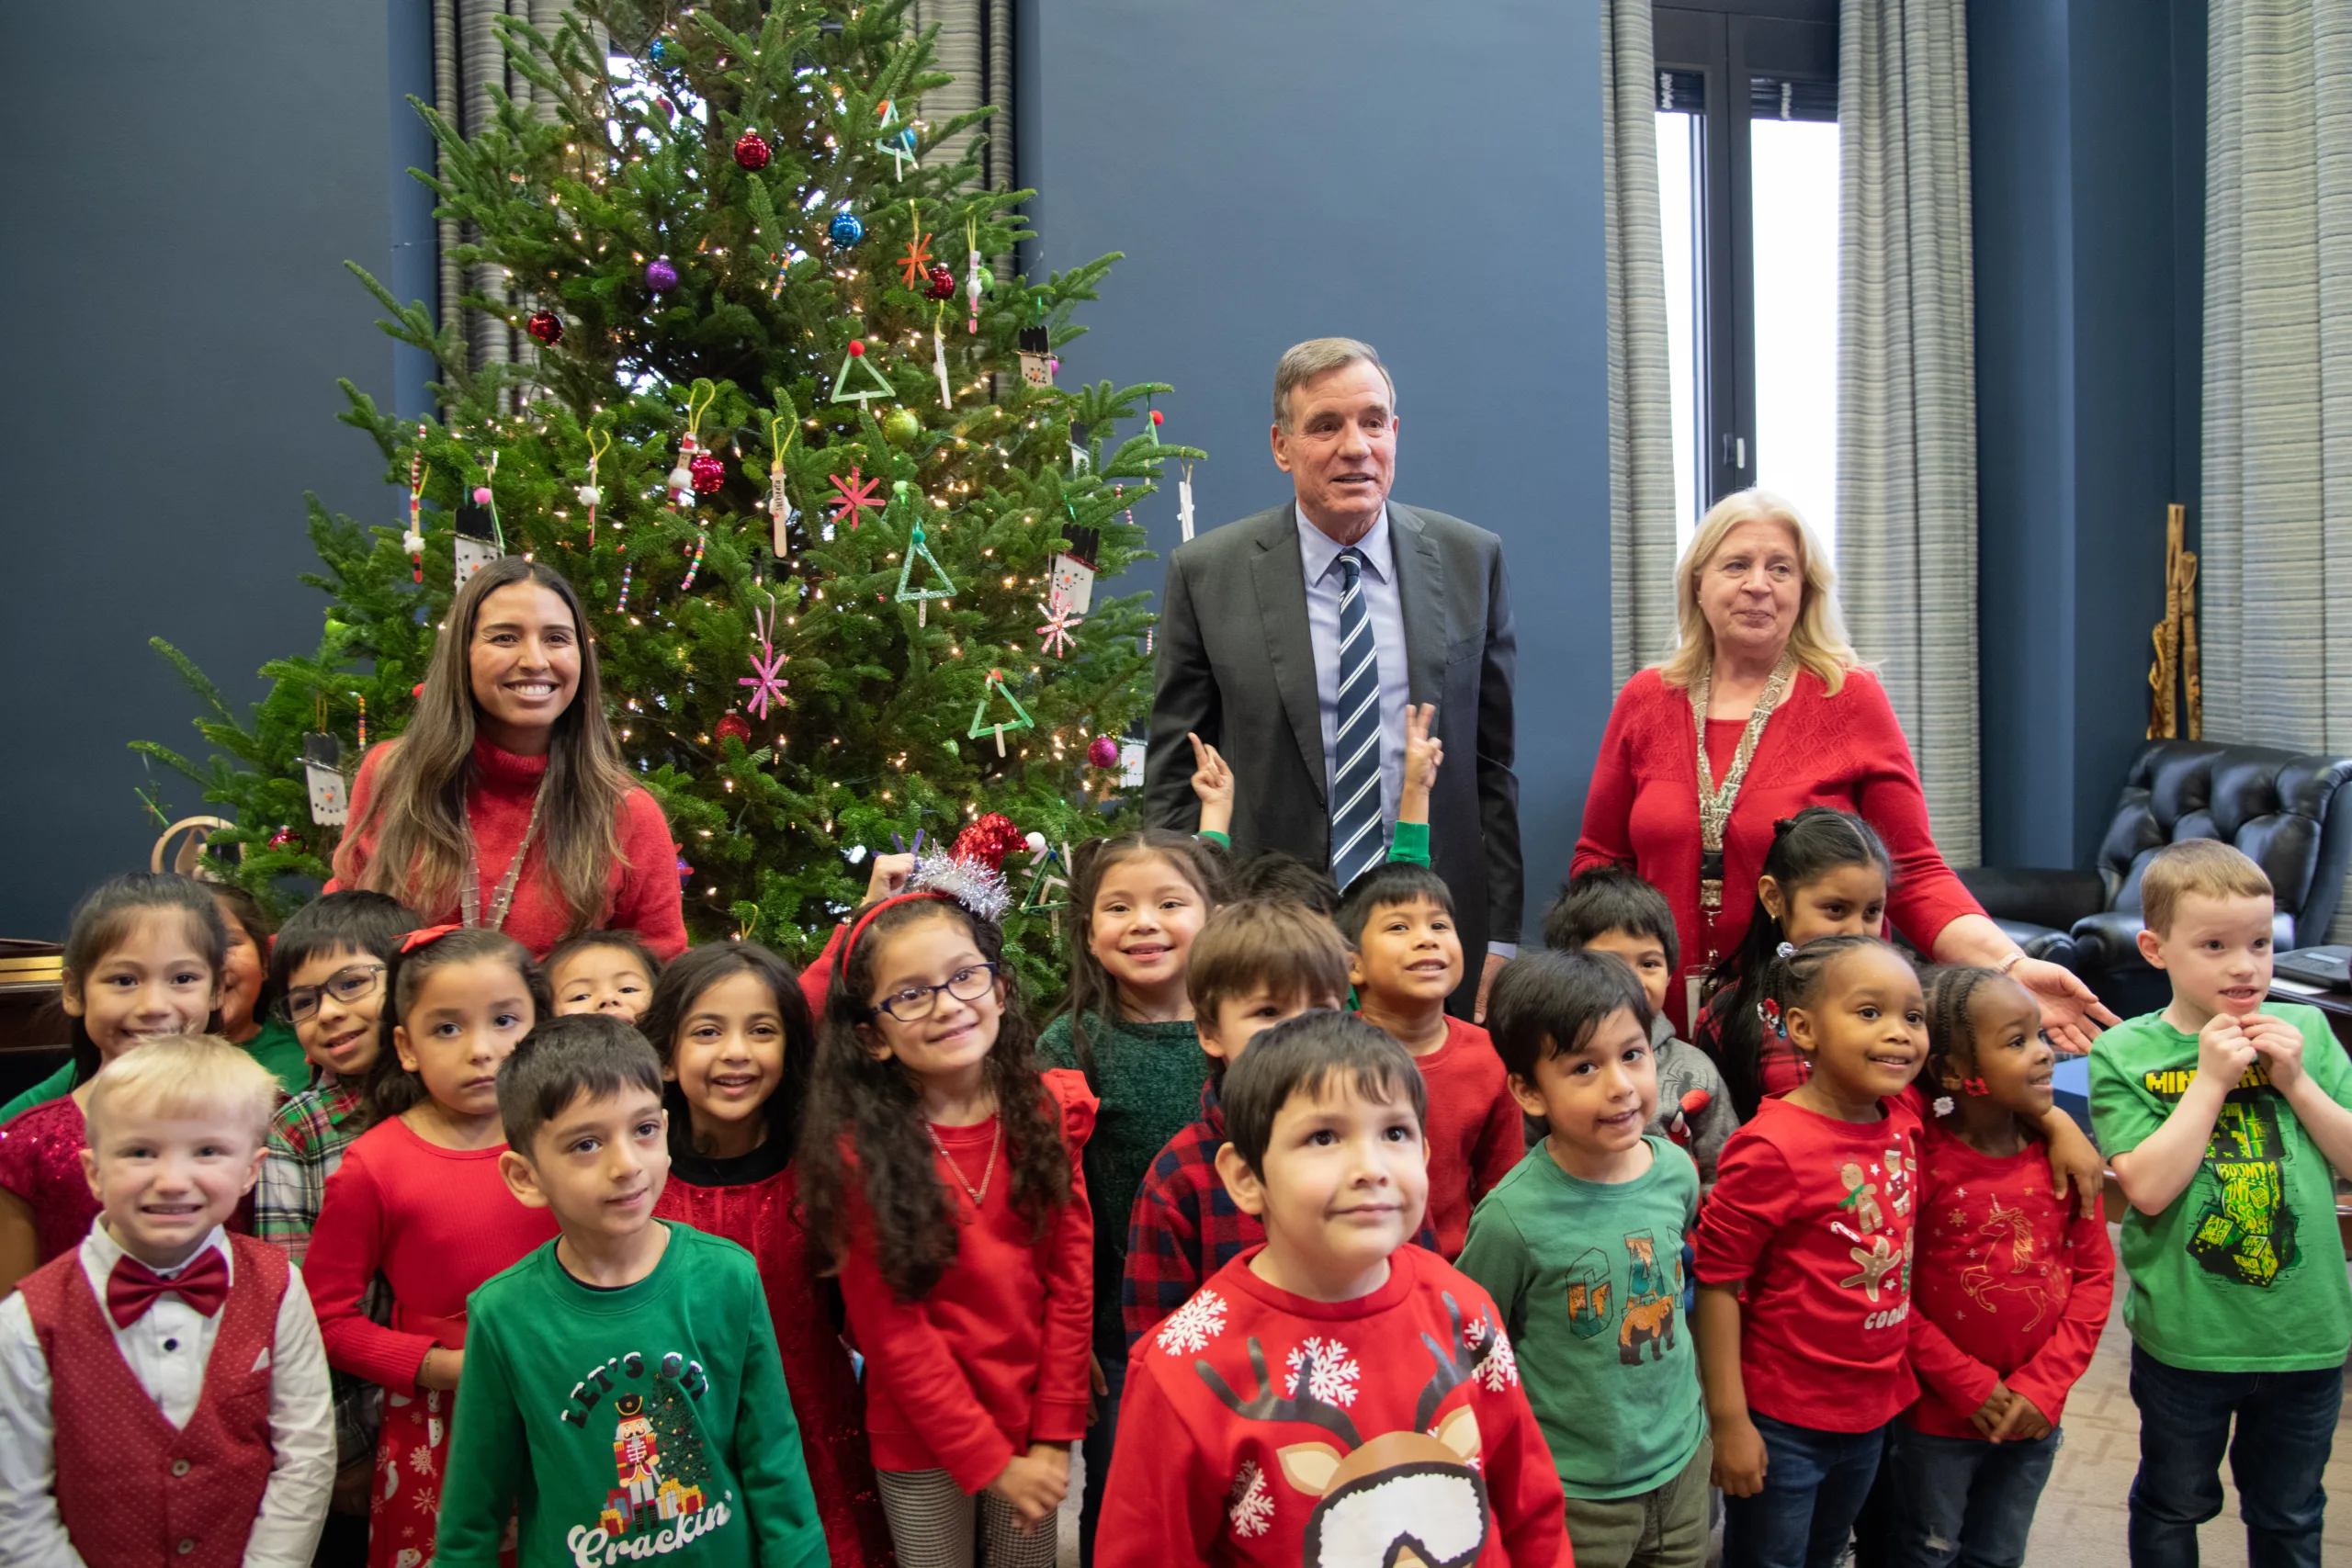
[302,925,558,1568]
[801,833,1097,1568]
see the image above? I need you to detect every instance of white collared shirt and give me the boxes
[0,1218,335,1568]
[1297,503,1412,836]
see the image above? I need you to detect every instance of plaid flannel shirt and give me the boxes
[257,1074,384,1469]
[1121,1079,1438,1349]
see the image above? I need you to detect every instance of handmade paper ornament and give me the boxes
[931,305,953,410]
[967,669,1035,757]
[1035,591,1082,657]
[667,381,718,509]
[582,425,611,545]
[1017,324,1054,389]
[875,99,917,178]
[301,733,349,827]
[829,338,896,406]
[827,464,882,534]
[894,486,956,626]
[402,423,428,583]
[453,501,499,589]
[1049,526,1100,615]
[765,412,797,555]
[1119,739,1147,787]
[1178,460,1197,543]
[739,603,789,718]
[1019,838,1073,914]
[965,228,983,334]
[829,211,865,249]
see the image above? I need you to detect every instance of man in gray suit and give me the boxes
[1143,337,1522,1017]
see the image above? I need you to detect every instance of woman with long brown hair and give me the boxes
[328,557,686,959]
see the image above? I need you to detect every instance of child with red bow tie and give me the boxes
[0,1035,334,1568]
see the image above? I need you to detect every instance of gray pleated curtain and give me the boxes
[1601,0,1679,688]
[2199,0,2352,936]
[1835,0,1982,867]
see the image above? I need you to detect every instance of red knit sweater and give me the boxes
[1573,666,1982,1031]
[1415,1016,1524,1260]
[834,1070,1097,1494]
[328,737,687,961]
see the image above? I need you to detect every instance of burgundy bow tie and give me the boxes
[106,1248,228,1329]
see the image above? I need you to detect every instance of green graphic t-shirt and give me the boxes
[435,1224,827,1568]
[2087,1001,2352,1372]
[1456,1135,1705,1498]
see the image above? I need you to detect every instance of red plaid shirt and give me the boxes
[1121,1079,1438,1350]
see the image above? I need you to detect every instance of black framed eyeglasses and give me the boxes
[869,963,1001,1023]
[278,963,386,1024]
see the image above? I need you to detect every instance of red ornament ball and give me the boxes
[526,309,562,345]
[1150,409,1164,426]
[714,711,752,746]
[953,812,1026,873]
[923,263,956,301]
[733,130,772,170]
[690,452,726,494]
[267,828,297,851]
[847,339,865,356]
[1087,734,1121,769]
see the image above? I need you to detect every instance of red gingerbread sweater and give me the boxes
[1415,1016,1524,1259]
[1694,1095,1924,1433]
[329,737,687,962]
[1099,1245,1567,1568]
[834,1070,1096,1495]
[1572,667,1982,1031]
[1905,1121,2115,1438]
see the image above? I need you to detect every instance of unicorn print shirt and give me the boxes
[1904,1120,2115,1438]
[1695,1096,1925,1432]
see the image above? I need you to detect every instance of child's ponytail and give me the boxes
[1702,808,1893,1119]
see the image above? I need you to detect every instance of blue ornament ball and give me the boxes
[828,211,864,249]
[649,39,668,64]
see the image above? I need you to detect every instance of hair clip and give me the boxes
[401,923,462,954]
[1931,1095,1956,1117]
[1757,997,1787,1041]
[1775,941,1797,959]
[1961,1076,1989,1097]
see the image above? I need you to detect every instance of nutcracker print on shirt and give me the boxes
[1833,1139,1916,1328]
[568,1352,735,1565]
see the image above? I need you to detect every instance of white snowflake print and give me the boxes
[1283,1336,1362,1407]
[1227,1461,1273,1540]
[1155,1288,1229,1355]
[1465,1314,1520,1392]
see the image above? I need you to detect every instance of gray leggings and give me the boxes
[874,1468,1060,1568]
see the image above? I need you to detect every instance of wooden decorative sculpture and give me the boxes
[2148,503,2201,739]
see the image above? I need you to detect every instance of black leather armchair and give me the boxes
[1958,740,2352,1019]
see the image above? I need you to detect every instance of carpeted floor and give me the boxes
[2021,1234,2352,1566]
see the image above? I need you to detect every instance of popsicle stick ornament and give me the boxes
[893,484,956,626]
[967,669,1035,757]
[403,424,428,583]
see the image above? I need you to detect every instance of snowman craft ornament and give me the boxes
[302,733,349,827]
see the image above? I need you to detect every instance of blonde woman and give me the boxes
[1573,490,2110,1052]
[329,557,685,960]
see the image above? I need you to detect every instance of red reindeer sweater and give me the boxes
[1098,1246,1568,1568]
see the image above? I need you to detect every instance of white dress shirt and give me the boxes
[1298,504,1412,843]
[0,1219,335,1568]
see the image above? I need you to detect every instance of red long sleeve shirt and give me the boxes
[1694,1096,1923,1433]
[1905,1122,2115,1438]
[834,1069,1097,1494]
[304,1116,557,1393]
[1417,1016,1525,1259]
[1099,1245,1569,1568]
[330,737,688,962]
[1571,667,1983,1031]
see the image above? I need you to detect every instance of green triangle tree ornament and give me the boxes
[892,483,956,626]
[829,338,897,406]
[968,668,1035,757]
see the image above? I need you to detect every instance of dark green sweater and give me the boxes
[1036,1011,1210,1352]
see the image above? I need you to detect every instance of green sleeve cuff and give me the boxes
[1387,820,1430,866]
[1199,829,1230,848]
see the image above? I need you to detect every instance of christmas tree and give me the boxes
[133,0,1199,997]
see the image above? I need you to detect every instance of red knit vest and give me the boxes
[21,1233,289,1568]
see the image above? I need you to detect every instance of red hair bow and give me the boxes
[401,923,463,954]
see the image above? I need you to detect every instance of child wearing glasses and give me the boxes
[801,855,1098,1568]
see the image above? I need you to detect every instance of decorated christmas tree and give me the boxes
[134,0,1199,996]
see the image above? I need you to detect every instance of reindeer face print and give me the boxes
[1197,1293,1494,1568]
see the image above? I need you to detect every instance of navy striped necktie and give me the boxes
[1329,547,1385,891]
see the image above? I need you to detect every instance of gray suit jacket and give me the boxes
[1143,501,1523,953]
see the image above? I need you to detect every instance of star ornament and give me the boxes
[899,231,934,288]
[739,605,789,719]
[828,465,883,530]
[1035,592,1083,657]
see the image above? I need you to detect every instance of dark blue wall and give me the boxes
[0,1,436,936]
[1972,0,2205,869]
[1020,0,1613,933]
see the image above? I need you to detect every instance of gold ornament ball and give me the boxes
[882,407,923,446]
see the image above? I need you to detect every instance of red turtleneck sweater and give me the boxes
[329,737,687,960]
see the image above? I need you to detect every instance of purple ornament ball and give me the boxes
[1087,734,1120,769]
[646,255,679,292]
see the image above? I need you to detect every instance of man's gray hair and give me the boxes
[1272,337,1396,430]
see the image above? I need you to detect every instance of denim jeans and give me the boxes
[2127,1344,2343,1568]
[1076,1350,1125,1568]
[1723,1414,1888,1568]
[1879,1423,2060,1567]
